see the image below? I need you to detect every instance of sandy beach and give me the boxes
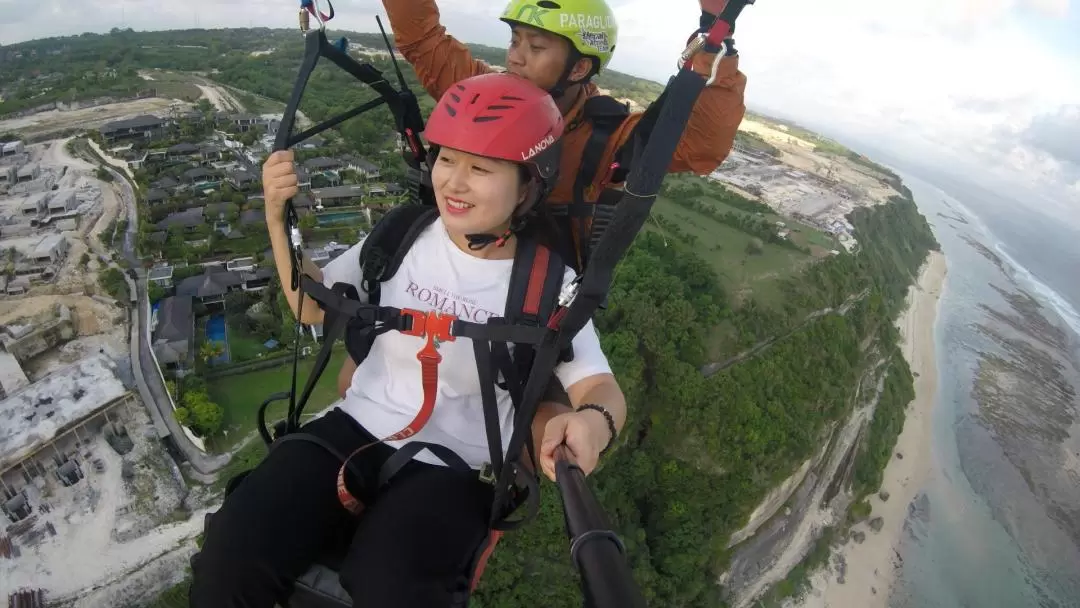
[794,250,948,607]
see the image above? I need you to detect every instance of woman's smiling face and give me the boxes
[431,146,528,242]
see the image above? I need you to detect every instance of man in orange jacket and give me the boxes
[339,0,746,451]
[382,0,747,269]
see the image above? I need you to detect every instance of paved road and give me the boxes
[97,163,230,477]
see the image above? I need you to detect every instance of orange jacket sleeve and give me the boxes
[381,0,494,101]
[610,51,747,175]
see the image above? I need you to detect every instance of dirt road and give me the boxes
[196,83,243,113]
[0,99,178,140]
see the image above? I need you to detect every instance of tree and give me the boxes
[148,281,166,303]
[200,341,225,364]
[746,238,764,255]
[164,379,178,401]
[174,388,224,437]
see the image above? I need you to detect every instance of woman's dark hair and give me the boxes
[516,162,573,262]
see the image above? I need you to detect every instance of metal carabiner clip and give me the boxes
[299,0,335,34]
[678,33,708,70]
[679,33,728,86]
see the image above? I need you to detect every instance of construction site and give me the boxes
[0,132,210,607]
[0,344,208,608]
[710,118,903,253]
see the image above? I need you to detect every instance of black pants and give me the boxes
[190,408,494,608]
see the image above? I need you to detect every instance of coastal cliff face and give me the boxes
[720,357,888,606]
[469,190,938,608]
[714,193,940,608]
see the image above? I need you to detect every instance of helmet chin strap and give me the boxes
[466,215,527,250]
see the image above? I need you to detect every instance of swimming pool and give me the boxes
[316,211,363,226]
[205,314,230,365]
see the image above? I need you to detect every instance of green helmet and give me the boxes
[500,0,618,73]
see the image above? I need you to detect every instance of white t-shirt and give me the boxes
[320,217,613,470]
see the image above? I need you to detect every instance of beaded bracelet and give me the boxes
[576,403,617,456]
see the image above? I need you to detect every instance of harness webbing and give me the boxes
[280,207,563,521]
[258,2,753,604]
[489,0,754,534]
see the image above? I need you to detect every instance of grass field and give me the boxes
[646,196,804,307]
[643,174,837,309]
[140,70,203,100]
[226,322,276,362]
[206,348,349,452]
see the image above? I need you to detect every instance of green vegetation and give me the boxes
[173,387,225,438]
[472,192,938,607]
[205,348,348,451]
[10,27,942,608]
[735,130,781,157]
[852,341,916,497]
[97,267,128,301]
[647,175,832,309]
[144,580,192,608]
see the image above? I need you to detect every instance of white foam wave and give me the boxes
[992,242,1080,339]
[900,173,1079,340]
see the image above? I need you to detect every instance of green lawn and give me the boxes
[206,348,349,452]
[226,323,276,362]
[152,79,202,101]
[647,196,810,308]
[692,191,838,255]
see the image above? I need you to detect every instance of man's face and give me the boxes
[505,25,573,91]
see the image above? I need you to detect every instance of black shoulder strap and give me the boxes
[479,235,567,530]
[339,204,437,364]
[505,236,565,326]
[575,97,631,201]
[567,95,631,270]
[358,204,439,304]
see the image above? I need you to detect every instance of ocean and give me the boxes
[888,173,1080,608]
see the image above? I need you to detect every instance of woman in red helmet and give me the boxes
[189,73,626,607]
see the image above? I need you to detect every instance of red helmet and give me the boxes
[424,73,564,207]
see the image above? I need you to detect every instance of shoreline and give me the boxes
[796,250,948,607]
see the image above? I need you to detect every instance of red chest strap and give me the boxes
[336,308,456,514]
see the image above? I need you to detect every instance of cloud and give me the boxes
[1019,105,1080,166]
[1,0,1078,210]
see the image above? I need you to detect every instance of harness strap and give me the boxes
[586,189,623,278]
[273,431,368,513]
[376,441,472,488]
[449,322,549,345]
[330,308,548,515]
[472,339,505,478]
[287,282,361,433]
[564,97,632,271]
[287,276,409,431]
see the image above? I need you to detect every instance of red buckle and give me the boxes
[401,308,457,362]
[705,18,732,47]
[405,127,421,160]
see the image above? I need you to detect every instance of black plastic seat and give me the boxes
[287,563,352,608]
[196,510,354,608]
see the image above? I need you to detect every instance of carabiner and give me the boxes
[678,33,708,70]
[299,0,335,34]
[679,33,729,86]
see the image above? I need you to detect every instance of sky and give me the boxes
[2,0,1078,223]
